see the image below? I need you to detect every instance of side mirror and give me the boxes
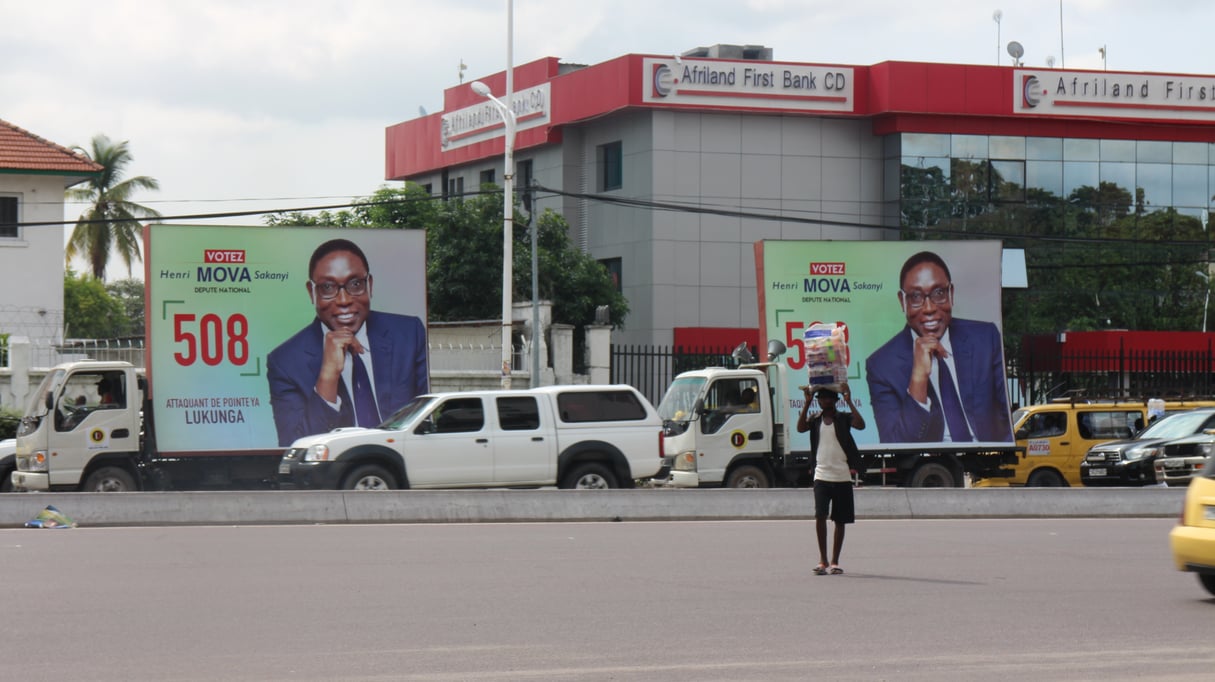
[415,417,436,435]
[45,392,54,411]
[1014,427,1029,440]
[692,398,706,420]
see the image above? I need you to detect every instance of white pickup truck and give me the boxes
[277,385,666,490]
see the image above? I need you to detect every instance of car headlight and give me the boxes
[1124,446,1159,461]
[1200,442,1215,457]
[672,451,697,472]
[24,450,49,472]
[303,444,331,462]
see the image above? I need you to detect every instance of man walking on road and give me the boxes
[797,383,865,575]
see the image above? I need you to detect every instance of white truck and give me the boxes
[11,360,281,492]
[654,342,1019,488]
[277,384,667,490]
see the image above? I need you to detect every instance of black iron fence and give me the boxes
[1010,347,1215,406]
[609,345,744,406]
[613,343,1215,408]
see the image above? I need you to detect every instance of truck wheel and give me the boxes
[1026,469,1067,487]
[560,463,617,489]
[725,465,769,488]
[341,465,398,491]
[82,466,138,492]
[908,462,956,488]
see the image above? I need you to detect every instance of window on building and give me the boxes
[447,176,465,198]
[599,257,622,293]
[421,183,432,195]
[599,141,622,191]
[0,196,17,239]
[479,168,496,186]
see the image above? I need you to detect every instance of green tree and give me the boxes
[65,135,162,281]
[106,278,146,337]
[64,271,126,338]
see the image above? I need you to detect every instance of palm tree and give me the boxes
[65,135,162,280]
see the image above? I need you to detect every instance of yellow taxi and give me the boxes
[1169,461,1215,596]
[975,397,1215,487]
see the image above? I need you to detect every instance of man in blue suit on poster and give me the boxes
[864,250,1013,444]
[267,238,429,446]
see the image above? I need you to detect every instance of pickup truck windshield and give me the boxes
[381,396,435,429]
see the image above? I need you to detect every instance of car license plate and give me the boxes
[1205,506,1215,521]
[1088,468,1106,477]
[277,461,291,475]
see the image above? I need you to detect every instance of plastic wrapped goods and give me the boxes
[803,322,849,387]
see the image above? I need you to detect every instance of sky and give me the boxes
[3,0,1214,279]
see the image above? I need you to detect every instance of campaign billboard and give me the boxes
[755,240,1013,451]
[145,225,428,454]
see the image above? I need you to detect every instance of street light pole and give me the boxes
[473,0,515,390]
[472,80,516,389]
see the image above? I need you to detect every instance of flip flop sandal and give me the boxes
[813,564,828,575]
[829,566,844,575]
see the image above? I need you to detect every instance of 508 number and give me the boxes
[173,313,250,366]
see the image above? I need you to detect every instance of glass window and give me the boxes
[989,136,1026,160]
[1027,137,1063,161]
[0,196,17,239]
[991,160,1026,202]
[479,168,495,186]
[1174,142,1208,164]
[1064,138,1100,161]
[557,389,647,422]
[1099,162,1136,198]
[1026,160,1063,196]
[1063,161,1099,195]
[599,141,623,191]
[1136,163,1172,211]
[497,396,540,431]
[951,134,988,159]
[431,397,485,433]
[1100,139,1135,161]
[1137,140,1172,163]
[901,133,949,157]
[1174,165,1208,209]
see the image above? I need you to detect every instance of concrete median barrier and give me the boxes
[0,486,1188,528]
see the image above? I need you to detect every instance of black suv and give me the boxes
[1081,408,1215,486]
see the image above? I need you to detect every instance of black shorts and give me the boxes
[813,480,855,524]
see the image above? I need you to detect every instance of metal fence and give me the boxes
[1011,347,1215,406]
[610,345,744,406]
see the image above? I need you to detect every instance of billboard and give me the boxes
[145,225,428,454]
[755,240,1013,451]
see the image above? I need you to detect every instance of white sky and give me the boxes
[2,0,1213,278]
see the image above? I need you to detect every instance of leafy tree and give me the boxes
[63,271,126,338]
[65,135,162,281]
[107,278,146,337]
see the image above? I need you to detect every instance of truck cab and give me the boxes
[11,361,144,492]
[657,366,796,488]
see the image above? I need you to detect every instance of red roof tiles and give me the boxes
[0,118,103,176]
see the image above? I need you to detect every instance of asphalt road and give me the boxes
[3,518,1212,681]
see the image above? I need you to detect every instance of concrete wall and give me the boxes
[0,487,1187,528]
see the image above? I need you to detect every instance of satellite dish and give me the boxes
[1007,41,1024,61]
[418,106,427,117]
[1046,55,1056,68]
